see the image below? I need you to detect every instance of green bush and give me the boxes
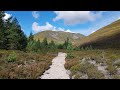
[114,62,120,68]
[70,64,80,75]
[6,51,17,63]
[80,47,84,51]
[67,53,75,59]
[106,65,117,75]
[70,61,105,79]
[86,66,105,79]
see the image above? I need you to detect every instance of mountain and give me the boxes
[34,30,85,45]
[78,19,120,49]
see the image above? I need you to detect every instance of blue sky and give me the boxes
[5,11,120,36]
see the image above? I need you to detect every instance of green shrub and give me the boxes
[65,58,79,70]
[70,61,105,79]
[67,53,75,59]
[80,47,84,51]
[89,45,93,50]
[114,62,120,68]
[106,65,117,75]
[70,64,80,75]
[113,75,120,79]
[6,51,17,63]
[86,66,105,79]
[70,62,90,75]
[74,73,81,79]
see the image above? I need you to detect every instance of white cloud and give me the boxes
[32,22,55,33]
[53,27,57,31]
[53,11,103,25]
[91,30,95,34]
[3,13,12,20]
[65,29,71,32]
[32,22,72,33]
[32,11,40,19]
[118,17,120,20]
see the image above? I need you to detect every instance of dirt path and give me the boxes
[40,52,70,79]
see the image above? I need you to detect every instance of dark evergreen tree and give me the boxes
[57,44,63,49]
[42,37,48,46]
[5,17,27,50]
[34,40,41,52]
[28,32,34,42]
[0,12,27,50]
[4,16,13,49]
[67,41,73,52]
[49,40,55,47]
[37,39,41,48]
[0,11,5,49]
[63,37,69,49]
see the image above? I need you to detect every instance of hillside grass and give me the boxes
[0,50,57,79]
[77,19,120,49]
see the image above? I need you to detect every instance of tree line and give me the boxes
[0,11,73,53]
[0,11,27,50]
[27,32,73,54]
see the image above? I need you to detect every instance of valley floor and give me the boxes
[1,49,120,79]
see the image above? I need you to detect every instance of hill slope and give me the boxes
[78,19,120,49]
[34,30,85,45]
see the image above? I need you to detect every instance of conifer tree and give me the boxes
[0,11,5,49]
[63,37,69,49]
[67,41,73,53]
[42,37,48,46]
[0,12,27,50]
[28,32,34,42]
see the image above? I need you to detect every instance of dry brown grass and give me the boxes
[0,50,56,79]
[65,58,79,70]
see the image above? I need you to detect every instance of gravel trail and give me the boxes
[40,52,70,79]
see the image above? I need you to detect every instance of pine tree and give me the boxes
[63,37,69,49]
[67,41,73,53]
[67,41,74,58]
[49,40,55,47]
[42,37,48,46]
[5,17,27,50]
[0,12,27,50]
[19,31,27,50]
[34,40,41,52]
[4,16,13,49]
[37,39,41,48]
[0,11,5,49]
[13,18,27,50]
[57,44,63,49]
[28,32,34,42]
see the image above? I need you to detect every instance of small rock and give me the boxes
[80,74,88,79]
[88,60,96,65]
[66,70,71,75]
[117,68,120,75]
[114,59,120,64]
[18,64,22,68]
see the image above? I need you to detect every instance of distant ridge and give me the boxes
[34,30,85,45]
